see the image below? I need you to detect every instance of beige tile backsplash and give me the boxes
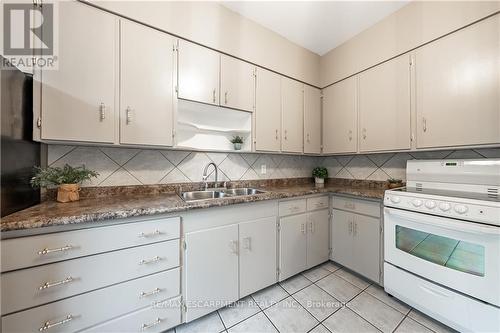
[47,145,500,187]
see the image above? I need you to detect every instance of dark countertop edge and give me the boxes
[1,186,385,234]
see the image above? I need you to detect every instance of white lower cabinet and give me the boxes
[306,209,330,268]
[239,217,277,298]
[331,196,381,283]
[279,214,308,281]
[184,224,239,321]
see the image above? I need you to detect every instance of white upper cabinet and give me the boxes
[41,2,117,143]
[281,78,304,153]
[304,86,322,154]
[415,15,500,148]
[322,77,357,154]
[358,54,411,152]
[255,68,281,152]
[120,21,175,146]
[220,55,256,112]
[177,40,220,105]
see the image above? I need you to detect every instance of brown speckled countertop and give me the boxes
[1,179,387,233]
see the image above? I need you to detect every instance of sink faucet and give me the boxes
[202,162,218,190]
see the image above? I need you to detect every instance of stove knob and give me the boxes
[412,199,423,207]
[439,203,451,211]
[454,205,468,214]
[390,196,401,204]
[425,201,436,209]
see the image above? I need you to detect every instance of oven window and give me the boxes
[395,226,485,276]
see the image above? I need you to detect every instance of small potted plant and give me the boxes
[312,166,328,185]
[387,178,404,189]
[230,135,244,150]
[31,164,99,203]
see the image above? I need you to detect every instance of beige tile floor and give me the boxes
[173,261,456,333]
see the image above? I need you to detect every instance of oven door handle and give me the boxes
[385,207,500,236]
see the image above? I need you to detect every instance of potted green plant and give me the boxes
[312,166,328,185]
[230,135,244,150]
[31,164,99,203]
[387,178,404,189]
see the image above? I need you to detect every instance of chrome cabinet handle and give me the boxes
[275,129,279,140]
[39,315,74,331]
[139,256,162,265]
[229,240,238,255]
[422,117,427,132]
[212,89,216,103]
[138,230,162,238]
[300,223,306,234]
[224,91,228,104]
[242,237,252,251]
[308,221,314,233]
[38,245,73,255]
[39,276,74,290]
[362,128,367,140]
[140,287,162,298]
[99,103,106,121]
[141,318,162,331]
[126,106,132,124]
[348,130,353,141]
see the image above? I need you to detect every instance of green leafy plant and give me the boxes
[230,135,244,144]
[312,166,328,179]
[388,178,403,184]
[30,164,99,188]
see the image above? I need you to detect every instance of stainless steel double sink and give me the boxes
[181,188,265,202]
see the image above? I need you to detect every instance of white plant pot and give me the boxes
[233,143,242,150]
[315,177,324,184]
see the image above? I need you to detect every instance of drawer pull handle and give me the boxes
[141,318,162,331]
[140,287,162,298]
[39,276,74,290]
[39,315,73,331]
[139,256,162,265]
[38,245,73,255]
[138,230,162,238]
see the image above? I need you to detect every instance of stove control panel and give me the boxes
[384,193,499,226]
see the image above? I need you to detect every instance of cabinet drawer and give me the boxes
[2,269,180,333]
[279,199,306,216]
[332,196,380,218]
[1,217,180,272]
[307,196,329,211]
[82,296,182,333]
[1,240,179,315]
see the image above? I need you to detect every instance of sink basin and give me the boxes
[181,190,228,202]
[223,188,266,196]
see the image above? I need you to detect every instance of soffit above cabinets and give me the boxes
[220,1,410,56]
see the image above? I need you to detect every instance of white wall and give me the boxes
[88,0,321,86]
[320,1,500,86]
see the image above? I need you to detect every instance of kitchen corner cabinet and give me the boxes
[177,40,220,105]
[220,55,256,112]
[281,78,304,153]
[279,214,308,280]
[358,54,411,152]
[306,209,330,268]
[255,68,281,152]
[304,86,322,154]
[331,196,381,283]
[120,20,175,146]
[415,14,500,148]
[40,1,117,143]
[322,77,357,154]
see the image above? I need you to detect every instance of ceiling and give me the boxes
[221,1,410,56]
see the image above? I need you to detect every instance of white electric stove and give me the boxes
[383,158,500,333]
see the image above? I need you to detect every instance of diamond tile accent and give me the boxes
[321,157,343,178]
[207,152,229,165]
[47,145,75,165]
[177,152,212,181]
[160,168,190,184]
[445,150,483,159]
[160,150,190,166]
[366,168,391,181]
[381,153,413,180]
[335,168,354,179]
[219,154,250,180]
[100,168,140,186]
[100,147,140,166]
[123,150,174,184]
[367,153,394,167]
[345,155,377,179]
[252,155,277,179]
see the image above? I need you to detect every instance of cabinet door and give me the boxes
[306,210,330,268]
[41,2,117,143]
[331,209,353,268]
[415,15,500,148]
[239,217,277,297]
[322,78,357,154]
[178,40,220,105]
[279,214,307,281]
[255,68,281,152]
[352,214,380,283]
[359,54,411,152]
[184,224,239,321]
[304,86,322,154]
[281,78,304,153]
[220,55,255,112]
[120,21,175,146]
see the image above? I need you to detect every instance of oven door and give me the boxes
[384,207,500,306]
